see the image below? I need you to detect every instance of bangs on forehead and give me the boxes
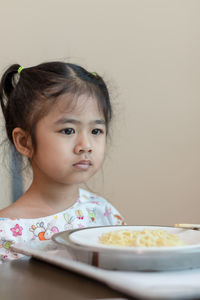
[53,81,107,118]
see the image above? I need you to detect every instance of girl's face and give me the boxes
[30,94,106,185]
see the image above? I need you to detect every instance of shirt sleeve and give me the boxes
[104,201,126,226]
[80,189,127,226]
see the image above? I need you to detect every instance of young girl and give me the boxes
[0,61,125,262]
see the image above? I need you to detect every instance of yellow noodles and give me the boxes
[98,229,185,247]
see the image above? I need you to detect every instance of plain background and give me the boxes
[0,0,200,225]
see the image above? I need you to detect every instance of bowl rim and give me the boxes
[52,225,200,254]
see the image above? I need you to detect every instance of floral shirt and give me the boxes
[0,189,125,263]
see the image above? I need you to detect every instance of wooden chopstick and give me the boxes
[174,223,200,230]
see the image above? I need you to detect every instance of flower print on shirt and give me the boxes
[10,224,23,237]
[88,196,100,205]
[114,214,126,225]
[0,238,13,252]
[87,208,96,222]
[43,224,59,240]
[29,222,59,240]
[76,210,84,220]
[89,201,100,205]
[0,237,19,262]
[29,222,46,240]
[104,206,112,217]
[82,194,89,201]
[64,213,76,230]
[104,206,126,225]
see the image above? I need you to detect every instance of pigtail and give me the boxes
[0,64,21,143]
[0,64,20,118]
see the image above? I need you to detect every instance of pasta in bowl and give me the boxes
[98,229,185,247]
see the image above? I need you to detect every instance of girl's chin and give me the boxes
[50,168,99,185]
[58,175,95,185]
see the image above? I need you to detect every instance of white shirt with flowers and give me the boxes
[0,188,125,263]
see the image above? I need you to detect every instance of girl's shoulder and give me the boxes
[0,204,20,219]
[0,201,40,220]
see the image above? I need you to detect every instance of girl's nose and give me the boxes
[74,135,92,154]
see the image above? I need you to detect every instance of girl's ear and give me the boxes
[12,128,33,158]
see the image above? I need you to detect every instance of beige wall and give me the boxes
[0,0,200,225]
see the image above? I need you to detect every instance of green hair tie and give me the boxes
[91,72,97,77]
[18,66,24,74]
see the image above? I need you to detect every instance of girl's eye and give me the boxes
[92,128,103,135]
[61,128,75,135]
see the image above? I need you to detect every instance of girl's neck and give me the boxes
[15,177,80,218]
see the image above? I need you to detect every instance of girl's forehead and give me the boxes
[52,94,104,118]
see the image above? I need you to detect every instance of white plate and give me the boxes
[52,225,200,271]
[69,225,200,252]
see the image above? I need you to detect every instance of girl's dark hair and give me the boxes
[0,61,112,150]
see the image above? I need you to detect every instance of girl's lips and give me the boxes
[73,160,92,170]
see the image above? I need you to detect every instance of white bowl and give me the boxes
[52,225,200,271]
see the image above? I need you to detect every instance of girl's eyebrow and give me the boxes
[92,119,105,125]
[54,118,105,125]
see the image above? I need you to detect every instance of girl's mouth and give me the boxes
[73,160,92,170]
